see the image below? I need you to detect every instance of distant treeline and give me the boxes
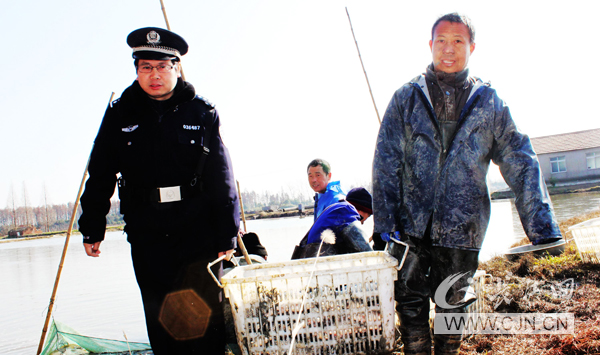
[0,188,318,236]
[0,200,123,236]
[239,189,315,213]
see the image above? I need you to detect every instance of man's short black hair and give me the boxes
[307,159,331,175]
[432,12,475,43]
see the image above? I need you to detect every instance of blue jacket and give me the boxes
[307,202,361,244]
[314,181,346,220]
[291,201,371,259]
[373,74,561,250]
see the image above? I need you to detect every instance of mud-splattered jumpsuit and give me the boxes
[373,67,562,354]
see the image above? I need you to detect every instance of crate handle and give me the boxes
[206,255,239,288]
[390,236,409,271]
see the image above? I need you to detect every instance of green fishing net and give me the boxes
[40,319,152,355]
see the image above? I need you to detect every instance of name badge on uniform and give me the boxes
[159,186,182,203]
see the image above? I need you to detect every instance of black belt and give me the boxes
[118,177,202,203]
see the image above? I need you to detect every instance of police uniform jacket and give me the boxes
[373,74,562,250]
[79,78,240,253]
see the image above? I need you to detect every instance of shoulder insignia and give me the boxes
[122,124,139,132]
[110,98,120,108]
[197,95,215,109]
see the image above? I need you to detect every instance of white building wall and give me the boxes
[538,148,600,183]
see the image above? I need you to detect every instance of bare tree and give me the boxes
[42,183,51,232]
[7,183,18,228]
[22,182,31,226]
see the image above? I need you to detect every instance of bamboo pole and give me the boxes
[159,0,186,81]
[236,180,252,265]
[159,0,247,265]
[345,7,381,125]
[36,92,115,355]
[159,0,172,31]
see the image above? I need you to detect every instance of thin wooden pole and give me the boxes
[236,180,252,265]
[159,0,172,31]
[345,7,381,125]
[159,0,186,81]
[36,92,115,355]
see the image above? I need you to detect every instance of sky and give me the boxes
[1,0,598,207]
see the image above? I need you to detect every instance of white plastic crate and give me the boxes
[220,251,399,355]
[569,217,600,263]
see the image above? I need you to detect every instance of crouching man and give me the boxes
[293,187,373,259]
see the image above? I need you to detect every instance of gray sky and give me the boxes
[1,0,596,206]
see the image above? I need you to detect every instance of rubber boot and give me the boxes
[433,333,462,354]
[390,235,433,355]
[397,296,433,355]
[399,324,432,355]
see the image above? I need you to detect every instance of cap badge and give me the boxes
[146,31,161,45]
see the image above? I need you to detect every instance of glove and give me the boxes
[381,231,401,242]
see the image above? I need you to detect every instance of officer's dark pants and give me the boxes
[131,236,226,355]
[388,235,479,355]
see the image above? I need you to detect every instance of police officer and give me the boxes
[78,27,240,354]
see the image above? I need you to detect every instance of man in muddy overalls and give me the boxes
[372,13,562,354]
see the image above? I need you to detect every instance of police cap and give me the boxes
[127,27,188,61]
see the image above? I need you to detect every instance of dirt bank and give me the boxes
[458,210,600,354]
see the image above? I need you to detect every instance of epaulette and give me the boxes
[196,95,215,109]
[110,98,120,108]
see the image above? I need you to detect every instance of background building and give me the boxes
[531,128,600,186]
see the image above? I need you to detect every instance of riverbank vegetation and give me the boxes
[0,188,316,237]
[458,210,600,354]
[0,200,124,237]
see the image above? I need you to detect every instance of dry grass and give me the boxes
[459,211,600,354]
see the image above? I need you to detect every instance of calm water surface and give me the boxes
[1,192,599,354]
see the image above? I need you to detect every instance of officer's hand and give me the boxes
[218,249,235,261]
[84,242,102,257]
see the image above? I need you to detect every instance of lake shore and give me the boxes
[3,184,599,242]
[491,181,600,199]
[0,208,315,242]
[0,225,123,243]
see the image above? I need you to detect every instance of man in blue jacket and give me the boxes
[307,158,346,220]
[373,13,562,355]
[78,27,240,354]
